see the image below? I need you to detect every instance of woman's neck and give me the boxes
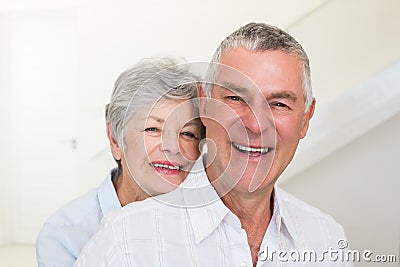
[112,171,148,206]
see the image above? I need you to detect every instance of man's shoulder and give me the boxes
[97,193,190,245]
[276,187,338,220]
[275,187,346,242]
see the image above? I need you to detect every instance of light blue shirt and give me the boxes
[36,169,121,267]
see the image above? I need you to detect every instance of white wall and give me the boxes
[0,9,78,244]
[281,113,400,266]
[288,0,400,106]
[0,14,12,245]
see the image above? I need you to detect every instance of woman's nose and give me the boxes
[160,131,180,155]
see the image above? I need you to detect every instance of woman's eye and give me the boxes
[181,131,198,140]
[145,127,159,132]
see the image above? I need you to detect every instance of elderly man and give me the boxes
[74,23,351,266]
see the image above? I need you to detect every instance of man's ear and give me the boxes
[300,98,316,139]
[106,121,122,160]
[198,83,208,127]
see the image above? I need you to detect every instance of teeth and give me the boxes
[151,163,181,170]
[233,143,270,154]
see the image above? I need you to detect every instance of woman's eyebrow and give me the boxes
[147,115,165,123]
[183,118,201,127]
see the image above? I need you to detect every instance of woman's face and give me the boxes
[121,99,201,196]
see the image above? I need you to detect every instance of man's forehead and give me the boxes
[217,48,303,77]
[213,82,257,98]
[212,50,304,99]
[214,66,261,96]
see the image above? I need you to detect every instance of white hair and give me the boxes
[204,22,313,112]
[106,57,200,146]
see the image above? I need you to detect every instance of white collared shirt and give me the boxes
[75,158,352,267]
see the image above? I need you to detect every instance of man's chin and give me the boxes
[210,169,270,196]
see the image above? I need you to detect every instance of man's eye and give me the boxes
[181,131,198,140]
[272,102,290,109]
[145,127,159,132]
[226,96,243,102]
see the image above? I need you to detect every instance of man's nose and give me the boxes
[241,103,272,135]
[160,131,180,155]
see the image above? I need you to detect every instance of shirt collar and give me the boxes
[272,187,300,243]
[180,156,231,244]
[98,168,122,216]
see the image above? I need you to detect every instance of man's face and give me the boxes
[200,47,315,195]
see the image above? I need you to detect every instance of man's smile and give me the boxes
[232,142,273,155]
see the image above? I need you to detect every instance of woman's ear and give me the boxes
[106,121,122,160]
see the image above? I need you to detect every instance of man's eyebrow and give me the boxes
[267,91,298,101]
[218,82,249,94]
[218,82,298,101]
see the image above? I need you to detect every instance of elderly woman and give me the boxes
[36,57,202,267]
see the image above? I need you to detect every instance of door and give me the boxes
[0,9,78,244]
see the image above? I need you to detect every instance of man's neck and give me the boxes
[205,163,275,220]
[223,187,274,266]
[221,187,274,221]
[205,159,275,266]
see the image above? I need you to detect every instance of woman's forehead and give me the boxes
[129,98,199,125]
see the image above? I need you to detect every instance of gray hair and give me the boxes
[106,57,200,147]
[205,22,313,111]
